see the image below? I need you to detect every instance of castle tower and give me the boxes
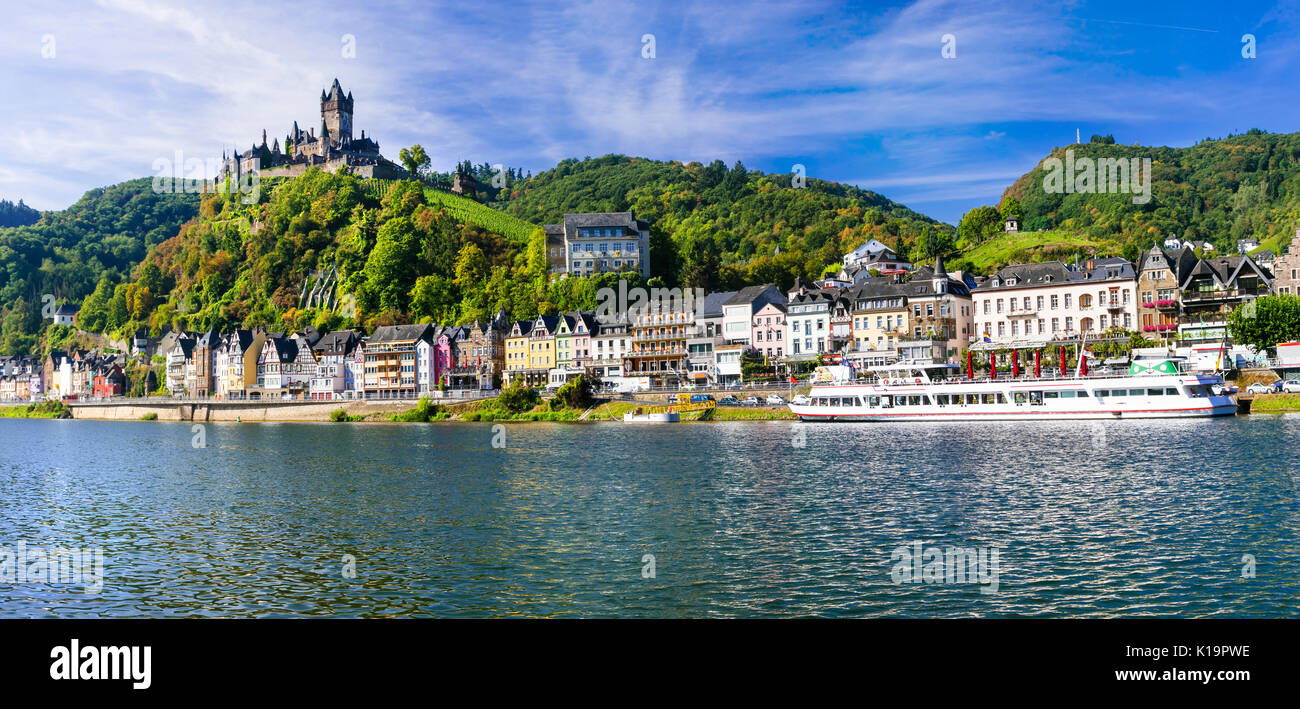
[321,78,353,145]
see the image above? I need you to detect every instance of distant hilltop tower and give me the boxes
[321,78,353,143]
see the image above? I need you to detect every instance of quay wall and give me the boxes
[68,400,416,422]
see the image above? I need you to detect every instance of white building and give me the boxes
[972,258,1138,346]
[545,211,652,279]
[310,330,358,400]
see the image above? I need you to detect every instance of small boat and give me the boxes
[623,406,680,423]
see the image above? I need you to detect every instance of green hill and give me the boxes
[490,154,954,290]
[952,130,1300,272]
[0,178,200,353]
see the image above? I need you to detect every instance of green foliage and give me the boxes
[390,396,443,422]
[1228,295,1300,351]
[1001,132,1300,258]
[0,178,200,354]
[0,400,70,418]
[553,373,600,409]
[398,145,431,177]
[490,154,951,290]
[329,408,363,422]
[496,383,541,413]
[140,412,158,421]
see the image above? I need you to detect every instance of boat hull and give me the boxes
[789,373,1238,421]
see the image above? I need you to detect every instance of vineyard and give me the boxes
[361,178,539,244]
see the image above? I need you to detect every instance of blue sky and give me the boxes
[1,0,1298,224]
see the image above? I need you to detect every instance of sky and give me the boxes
[1,0,1298,224]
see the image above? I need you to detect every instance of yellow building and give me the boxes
[528,314,558,371]
[504,320,533,384]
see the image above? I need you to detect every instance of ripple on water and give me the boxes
[0,416,1297,617]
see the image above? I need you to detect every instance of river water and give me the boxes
[1,416,1297,617]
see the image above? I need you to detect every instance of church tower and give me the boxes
[320,78,354,145]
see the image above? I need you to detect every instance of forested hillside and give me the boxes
[490,154,955,290]
[951,131,1300,272]
[0,180,199,353]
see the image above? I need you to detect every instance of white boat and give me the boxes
[789,359,1238,422]
[623,407,680,423]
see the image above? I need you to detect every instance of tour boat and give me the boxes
[788,359,1238,421]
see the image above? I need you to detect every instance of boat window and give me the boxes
[1061,390,1076,398]
[869,396,880,407]
[1029,391,1044,404]
[1166,388,1178,396]
[1129,389,1146,396]
[982,393,997,404]
[1077,390,1089,397]
[1013,392,1027,404]
[1148,388,1166,396]
[909,395,922,406]
[1044,391,1059,399]
[998,393,1007,403]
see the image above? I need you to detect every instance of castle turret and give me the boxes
[321,78,354,144]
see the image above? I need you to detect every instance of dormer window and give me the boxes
[1005,278,1016,286]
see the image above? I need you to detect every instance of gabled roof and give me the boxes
[561,211,647,234]
[530,314,560,336]
[699,291,736,318]
[312,330,358,356]
[368,323,434,344]
[723,284,786,312]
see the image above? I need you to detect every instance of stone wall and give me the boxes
[68,400,414,422]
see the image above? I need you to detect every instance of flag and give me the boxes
[981,331,992,344]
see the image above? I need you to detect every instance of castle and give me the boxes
[218,79,406,183]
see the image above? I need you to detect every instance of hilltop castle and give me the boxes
[218,79,405,183]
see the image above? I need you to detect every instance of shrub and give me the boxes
[140,412,158,420]
[496,384,540,413]
[390,396,440,422]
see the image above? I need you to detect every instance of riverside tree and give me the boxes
[1228,294,1300,352]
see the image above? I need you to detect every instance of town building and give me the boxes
[364,324,434,399]
[545,212,652,279]
[310,330,359,400]
[1137,245,1197,337]
[1178,254,1273,343]
[721,285,786,345]
[504,320,536,386]
[686,291,734,385]
[972,258,1138,347]
[1272,229,1300,296]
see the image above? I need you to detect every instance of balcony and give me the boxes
[1183,287,1269,303]
[1006,307,1037,317]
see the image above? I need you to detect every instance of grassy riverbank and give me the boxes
[1249,393,1300,414]
[0,401,72,419]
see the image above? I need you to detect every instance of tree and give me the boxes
[957,205,1002,246]
[999,196,1023,222]
[398,145,431,178]
[1228,295,1300,351]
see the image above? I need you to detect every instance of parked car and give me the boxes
[791,394,810,405]
[719,396,740,405]
[742,396,761,406]
[1246,382,1280,395]
[1283,380,1300,394]
[765,394,786,405]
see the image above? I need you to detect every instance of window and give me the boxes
[1051,295,1059,309]
[1064,294,1072,308]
